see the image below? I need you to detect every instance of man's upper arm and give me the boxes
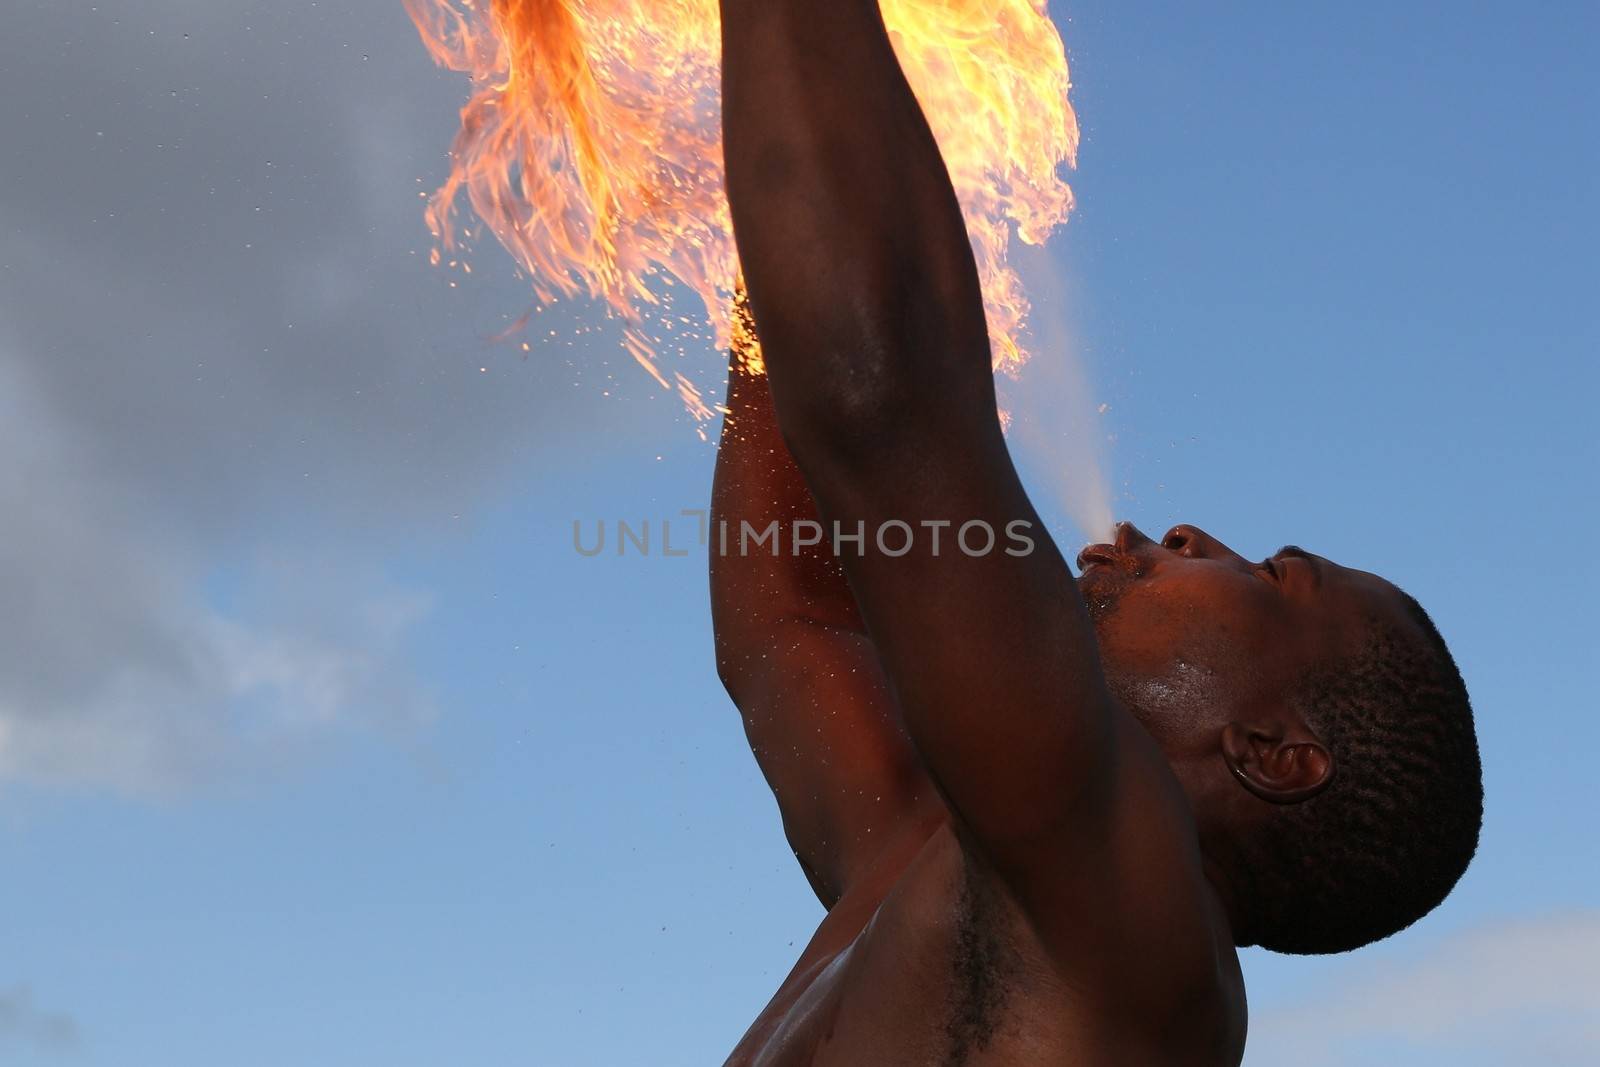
[710,298,936,906]
[719,472,1218,991]
[716,616,934,903]
[791,413,1122,873]
[792,421,1226,989]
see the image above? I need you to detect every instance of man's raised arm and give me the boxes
[720,0,1127,895]
[710,291,937,908]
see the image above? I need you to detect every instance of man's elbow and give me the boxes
[764,268,993,452]
[772,356,907,471]
[772,359,997,490]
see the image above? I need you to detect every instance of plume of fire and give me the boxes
[405,0,1078,420]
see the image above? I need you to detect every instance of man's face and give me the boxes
[1076,522,1409,751]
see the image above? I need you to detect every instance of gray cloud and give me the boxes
[1244,911,1600,1066]
[0,1,656,789]
[0,986,79,1052]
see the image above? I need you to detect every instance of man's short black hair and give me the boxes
[1238,592,1483,955]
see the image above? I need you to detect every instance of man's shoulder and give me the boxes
[941,716,1246,1054]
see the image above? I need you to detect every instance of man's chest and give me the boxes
[725,830,1089,1067]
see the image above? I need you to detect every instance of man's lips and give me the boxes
[1076,542,1119,571]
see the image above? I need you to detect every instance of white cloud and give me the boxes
[0,349,435,792]
[0,1,618,793]
[1245,911,1600,1066]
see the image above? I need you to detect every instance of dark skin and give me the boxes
[712,2,1428,1062]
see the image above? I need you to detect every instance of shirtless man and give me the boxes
[709,3,1483,1063]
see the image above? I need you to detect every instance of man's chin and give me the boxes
[1076,565,1128,624]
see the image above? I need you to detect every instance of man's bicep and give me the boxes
[792,424,1229,1006]
[799,422,1121,872]
[719,617,935,905]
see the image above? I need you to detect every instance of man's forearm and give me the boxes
[719,0,999,460]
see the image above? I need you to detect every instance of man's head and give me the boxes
[1077,522,1482,955]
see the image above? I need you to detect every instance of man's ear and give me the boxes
[1220,720,1335,804]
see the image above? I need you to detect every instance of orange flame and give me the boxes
[406,0,1077,417]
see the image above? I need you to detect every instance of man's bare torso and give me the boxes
[727,817,1247,1067]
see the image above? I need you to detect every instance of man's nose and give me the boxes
[1159,523,1241,561]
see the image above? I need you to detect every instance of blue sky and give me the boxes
[1,1,1595,1064]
